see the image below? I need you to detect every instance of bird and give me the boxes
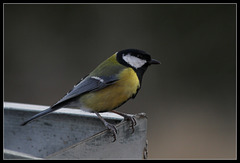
[21,49,160,141]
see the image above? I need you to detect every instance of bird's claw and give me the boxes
[124,115,137,134]
[105,123,118,142]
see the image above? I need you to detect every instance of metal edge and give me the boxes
[4,101,124,121]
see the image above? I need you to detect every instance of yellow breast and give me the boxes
[80,68,140,112]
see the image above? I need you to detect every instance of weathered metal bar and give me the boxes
[4,102,148,159]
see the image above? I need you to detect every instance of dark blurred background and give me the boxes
[4,4,236,159]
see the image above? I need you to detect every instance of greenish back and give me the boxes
[89,53,125,77]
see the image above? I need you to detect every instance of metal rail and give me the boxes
[4,102,148,159]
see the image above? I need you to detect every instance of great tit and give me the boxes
[21,49,160,141]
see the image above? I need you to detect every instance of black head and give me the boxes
[116,49,160,83]
[116,49,160,68]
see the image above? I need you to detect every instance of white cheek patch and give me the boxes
[123,54,147,69]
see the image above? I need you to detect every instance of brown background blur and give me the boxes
[4,4,236,159]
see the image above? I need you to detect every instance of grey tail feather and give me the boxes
[20,106,60,126]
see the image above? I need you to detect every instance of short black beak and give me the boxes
[149,59,161,65]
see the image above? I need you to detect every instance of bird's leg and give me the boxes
[95,112,118,142]
[111,110,137,134]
